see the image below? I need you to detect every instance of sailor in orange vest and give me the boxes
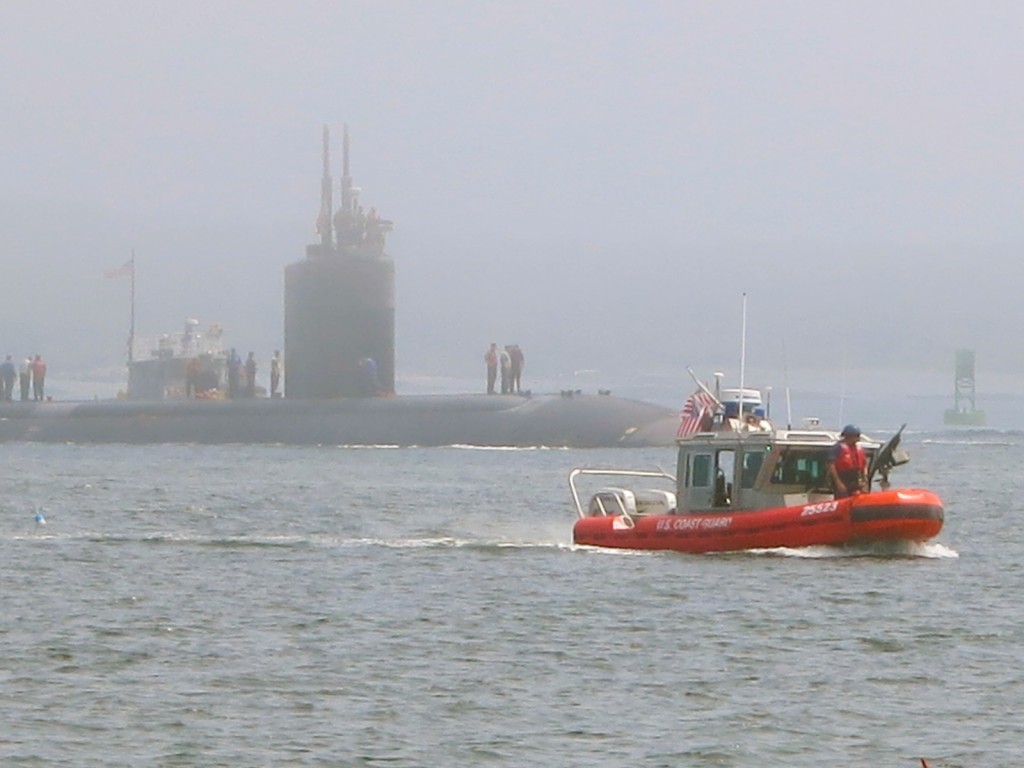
[484,343,498,394]
[827,424,867,498]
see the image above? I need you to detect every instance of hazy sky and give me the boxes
[2,1,1022,397]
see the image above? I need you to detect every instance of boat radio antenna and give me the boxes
[782,338,792,429]
[838,340,848,426]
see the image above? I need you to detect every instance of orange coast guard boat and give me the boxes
[570,402,943,553]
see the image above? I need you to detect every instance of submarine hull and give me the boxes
[0,394,678,448]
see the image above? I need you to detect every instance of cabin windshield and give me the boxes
[770,449,830,488]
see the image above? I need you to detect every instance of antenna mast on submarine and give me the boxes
[340,123,356,216]
[316,125,334,248]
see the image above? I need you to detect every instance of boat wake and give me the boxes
[745,540,959,559]
[331,535,571,551]
[5,529,575,551]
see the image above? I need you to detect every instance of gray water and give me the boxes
[0,431,1019,767]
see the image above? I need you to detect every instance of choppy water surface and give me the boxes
[1,430,1021,767]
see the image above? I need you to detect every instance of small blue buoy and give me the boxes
[35,511,46,525]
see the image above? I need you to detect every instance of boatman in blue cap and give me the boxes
[827,424,867,498]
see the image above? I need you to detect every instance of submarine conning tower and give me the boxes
[285,125,395,398]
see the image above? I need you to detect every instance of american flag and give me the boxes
[676,388,718,438]
[103,259,134,279]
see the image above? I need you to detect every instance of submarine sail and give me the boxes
[284,125,395,399]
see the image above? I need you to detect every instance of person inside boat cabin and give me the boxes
[827,424,867,498]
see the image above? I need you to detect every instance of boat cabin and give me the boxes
[675,427,880,512]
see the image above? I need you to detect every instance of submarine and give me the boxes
[0,126,679,448]
[0,394,678,447]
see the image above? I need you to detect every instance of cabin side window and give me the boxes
[689,454,711,488]
[740,450,765,489]
[714,449,734,507]
[770,449,830,487]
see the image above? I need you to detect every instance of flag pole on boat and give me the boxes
[686,367,721,407]
[738,292,747,430]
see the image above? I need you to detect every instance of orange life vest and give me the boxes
[833,442,866,473]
